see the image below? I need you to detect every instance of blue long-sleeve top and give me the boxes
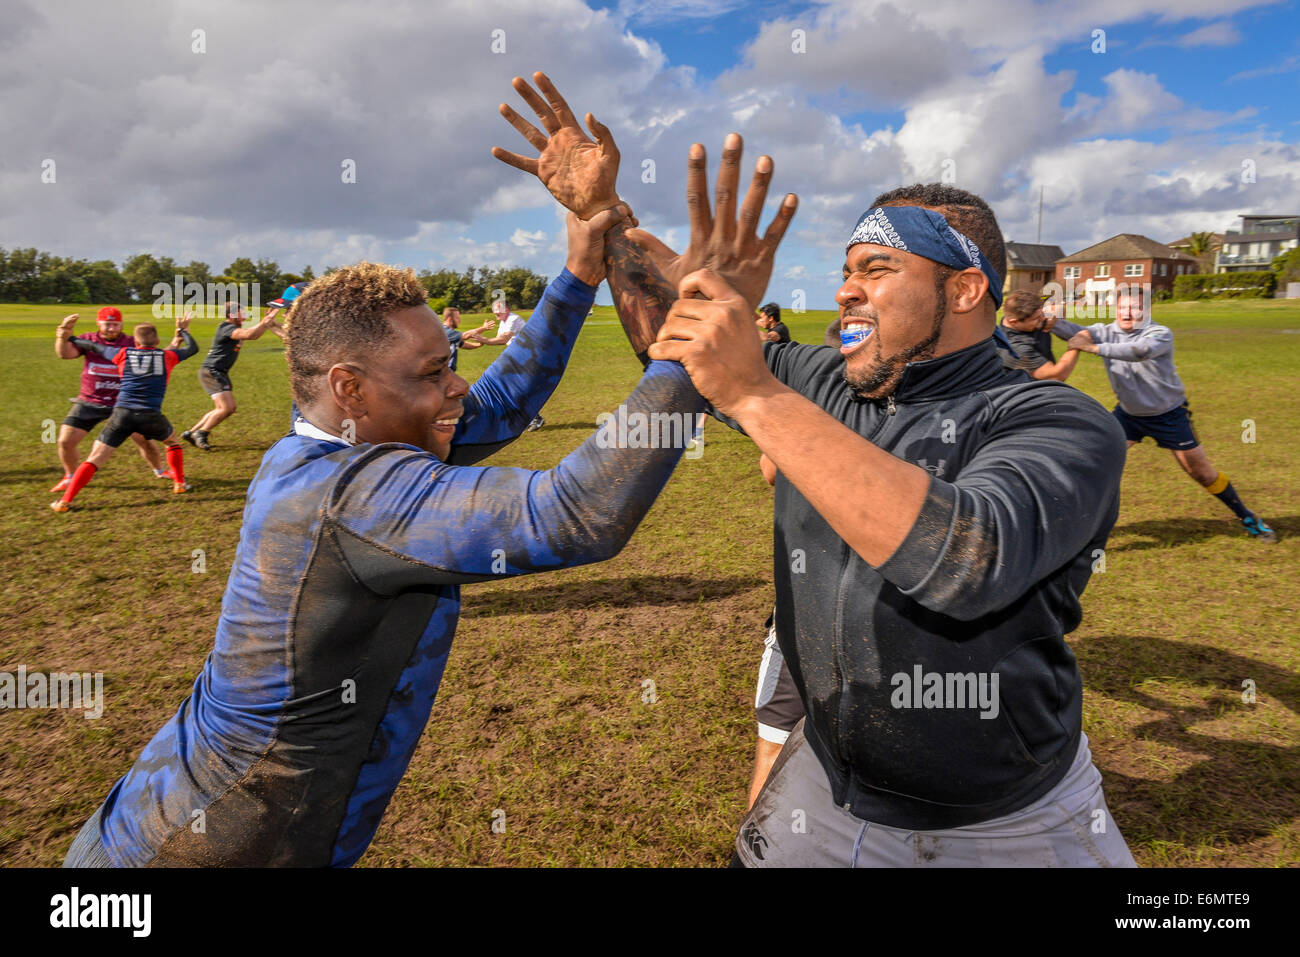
[91,270,703,866]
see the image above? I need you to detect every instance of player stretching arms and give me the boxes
[52,308,174,491]
[61,209,712,867]
[1052,286,1277,542]
[181,301,282,451]
[51,315,198,512]
[463,299,547,431]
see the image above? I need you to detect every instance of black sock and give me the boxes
[1208,475,1252,520]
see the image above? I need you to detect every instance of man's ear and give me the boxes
[326,364,367,420]
[950,268,990,315]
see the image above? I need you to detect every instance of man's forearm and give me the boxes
[733,384,929,566]
[1032,348,1081,381]
[604,224,677,364]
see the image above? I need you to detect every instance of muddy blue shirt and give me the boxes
[93,270,702,866]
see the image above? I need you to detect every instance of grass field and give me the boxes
[0,297,1297,867]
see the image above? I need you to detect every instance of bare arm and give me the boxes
[1029,348,1081,382]
[55,314,81,358]
[231,309,280,341]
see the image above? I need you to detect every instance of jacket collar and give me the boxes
[886,337,1010,403]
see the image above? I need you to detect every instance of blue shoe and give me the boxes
[1241,514,1278,543]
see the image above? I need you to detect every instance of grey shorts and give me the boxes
[63,803,114,868]
[198,366,233,396]
[736,720,1137,868]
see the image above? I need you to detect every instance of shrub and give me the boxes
[1172,271,1276,301]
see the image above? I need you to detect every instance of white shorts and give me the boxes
[735,719,1137,868]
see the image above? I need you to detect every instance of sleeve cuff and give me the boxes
[549,267,599,306]
[873,475,959,594]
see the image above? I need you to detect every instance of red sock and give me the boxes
[166,446,185,484]
[62,462,98,503]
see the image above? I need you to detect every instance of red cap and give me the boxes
[97,307,123,322]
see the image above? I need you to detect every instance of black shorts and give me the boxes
[199,367,233,395]
[1113,401,1200,451]
[755,611,805,744]
[98,407,172,448]
[63,401,114,432]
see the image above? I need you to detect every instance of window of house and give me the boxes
[1125,264,1144,276]
[1158,263,1166,276]
[1064,266,1080,278]
[1095,264,1110,277]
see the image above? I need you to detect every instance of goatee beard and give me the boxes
[843,279,948,400]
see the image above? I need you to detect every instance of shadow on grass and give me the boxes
[1108,515,1296,551]
[1073,634,1299,849]
[462,573,767,617]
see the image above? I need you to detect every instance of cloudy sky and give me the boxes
[2,0,1298,307]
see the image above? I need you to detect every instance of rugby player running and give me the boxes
[52,308,176,491]
[52,314,197,511]
[182,301,283,451]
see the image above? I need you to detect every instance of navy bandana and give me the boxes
[846,206,1003,308]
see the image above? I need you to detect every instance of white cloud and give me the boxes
[1176,21,1242,46]
[509,228,547,248]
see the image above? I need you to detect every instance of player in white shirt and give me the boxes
[463,299,546,431]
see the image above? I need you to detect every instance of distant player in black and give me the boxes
[182,301,283,450]
[998,290,1081,381]
[756,302,792,343]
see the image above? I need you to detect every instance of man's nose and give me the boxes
[835,279,864,310]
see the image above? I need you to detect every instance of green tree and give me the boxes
[485,266,548,309]
[1185,231,1220,259]
[1272,246,1300,287]
[121,253,174,302]
[85,260,129,303]
[223,257,259,282]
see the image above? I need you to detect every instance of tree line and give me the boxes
[0,247,551,310]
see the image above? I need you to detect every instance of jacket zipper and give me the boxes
[828,394,897,793]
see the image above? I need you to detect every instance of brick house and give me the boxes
[1004,242,1065,297]
[1055,234,1201,301]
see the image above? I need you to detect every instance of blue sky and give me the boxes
[4,0,1299,308]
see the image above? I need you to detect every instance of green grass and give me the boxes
[0,298,1297,867]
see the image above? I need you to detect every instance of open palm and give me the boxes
[492,72,621,221]
[624,135,797,310]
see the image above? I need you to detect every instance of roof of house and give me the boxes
[1059,234,1199,264]
[1005,242,1065,271]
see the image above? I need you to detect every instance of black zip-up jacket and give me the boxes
[758,336,1126,829]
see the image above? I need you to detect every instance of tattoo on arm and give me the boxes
[603,225,676,364]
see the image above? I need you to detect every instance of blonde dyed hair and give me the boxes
[285,261,429,404]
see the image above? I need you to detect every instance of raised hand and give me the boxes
[648,268,775,418]
[177,311,193,332]
[491,71,622,220]
[57,314,79,336]
[620,134,797,311]
[603,134,796,361]
[1066,329,1096,353]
